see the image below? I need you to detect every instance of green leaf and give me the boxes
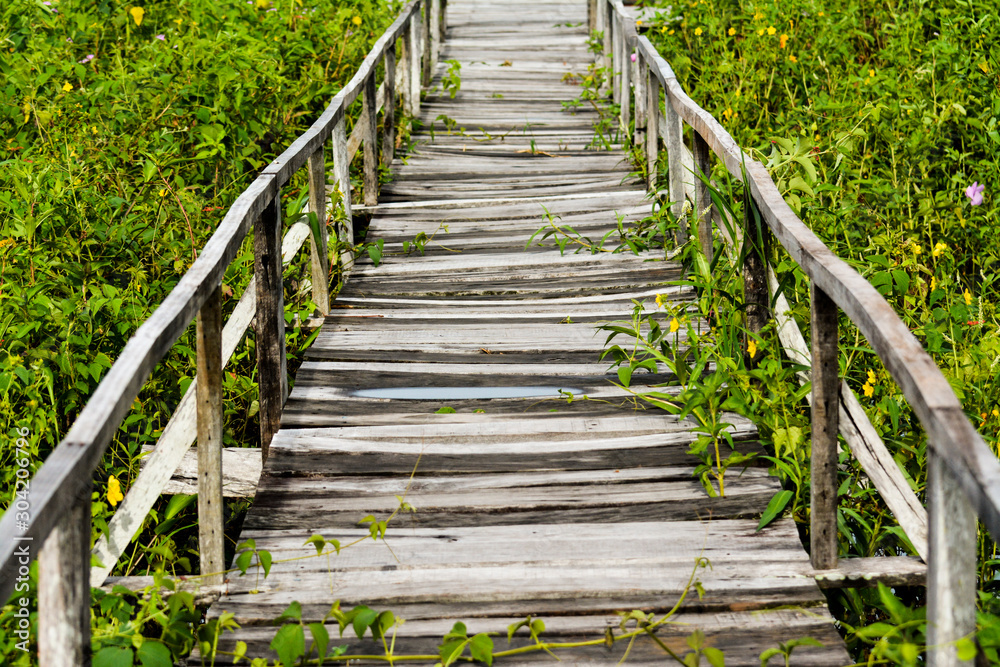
[469,634,494,666]
[235,550,252,575]
[435,406,457,413]
[956,636,977,661]
[308,623,330,664]
[270,624,306,667]
[617,365,633,387]
[854,621,896,639]
[279,601,303,622]
[136,640,172,667]
[164,494,195,520]
[305,534,327,555]
[439,639,467,666]
[703,646,725,667]
[374,610,396,639]
[759,647,782,665]
[756,490,793,531]
[93,647,134,667]
[352,606,378,638]
[259,550,273,578]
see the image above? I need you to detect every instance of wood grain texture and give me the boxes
[253,195,287,461]
[306,148,330,314]
[196,284,225,586]
[810,284,839,570]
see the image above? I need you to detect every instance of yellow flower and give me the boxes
[868,68,876,78]
[723,107,733,120]
[779,34,788,49]
[753,10,764,20]
[62,82,73,92]
[932,242,948,257]
[756,28,764,36]
[159,188,168,197]
[352,15,362,26]
[789,55,798,63]
[993,409,999,418]
[862,382,874,398]
[0,238,14,251]
[930,276,937,291]
[654,293,666,308]
[911,243,922,255]
[818,11,825,16]
[694,27,703,36]
[728,27,736,36]
[636,19,642,26]
[747,338,757,357]
[867,369,877,385]
[107,476,124,507]
[670,317,680,333]
[766,26,776,35]
[964,290,973,305]
[129,6,145,26]
[668,29,675,35]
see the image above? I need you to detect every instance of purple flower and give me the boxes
[155,34,166,41]
[966,182,985,206]
[79,54,95,64]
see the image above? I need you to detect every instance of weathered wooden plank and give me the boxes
[306,148,330,314]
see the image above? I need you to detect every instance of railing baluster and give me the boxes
[928,455,977,667]
[362,73,379,207]
[611,16,621,106]
[421,0,432,86]
[383,43,397,167]
[662,94,686,242]
[587,0,597,34]
[332,116,353,268]
[306,148,330,314]
[38,481,90,667]
[809,283,839,570]
[692,130,712,261]
[601,3,612,96]
[430,0,441,73]
[633,50,646,147]
[409,11,422,116]
[742,192,770,363]
[619,39,631,134]
[254,194,286,461]
[196,283,224,585]
[645,67,659,189]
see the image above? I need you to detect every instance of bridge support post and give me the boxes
[38,481,91,667]
[645,68,659,191]
[422,0,432,86]
[741,191,769,365]
[927,455,976,667]
[809,283,839,571]
[633,50,646,148]
[362,74,379,207]
[692,131,712,261]
[307,148,330,314]
[662,91,686,242]
[254,194,287,461]
[196,283,225,585]
[332,116,353,269]
[383,43,397,167]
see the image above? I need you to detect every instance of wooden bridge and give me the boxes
[4,0,1000,666]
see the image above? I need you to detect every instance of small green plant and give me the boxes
[440,59,462,98]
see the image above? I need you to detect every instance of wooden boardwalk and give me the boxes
[208,1,851,663]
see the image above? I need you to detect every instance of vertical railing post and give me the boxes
[362,73,379,207]
[307,148,330,314]
[611,16,621,105]
[383,43,397,168]
[619,38,631,135]
[927,455,977,667]
[38,481,91,667]
[196,283,224,585]
[692,131,712,261]
[742,191,769,364]
[409,9,423,116]
[633,50,646,148]
[439,0,448,51]
[254,193,286,461]
[600,2,612,96]
[588,0,597,34]
[430,0,441,72]
[422,0,432,86]
[645,68,659,190]
[809,283,839,571]
[594,0,605,47]
[332,115,353,268]
[662,89,686,242]
[402,19,414,117]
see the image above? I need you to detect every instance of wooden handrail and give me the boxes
[0,0,443,661]
[594,0,996,663]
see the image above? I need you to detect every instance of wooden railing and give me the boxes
[0,0,447,663]
[590,1,1000,665]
